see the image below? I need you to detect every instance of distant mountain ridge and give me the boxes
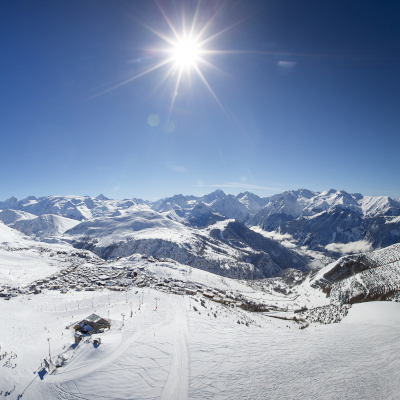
[247,189,400,252]
[0,195,150,221]
[151,189,269,227]
[1,188,400,255]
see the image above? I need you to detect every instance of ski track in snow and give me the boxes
[2,288,400,399]
[188,316,400,399]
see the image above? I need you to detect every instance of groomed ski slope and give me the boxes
[1,288,400,400]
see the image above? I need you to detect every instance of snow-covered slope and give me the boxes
[179,202,227,228]
[152,193,198,212]
[63,207,278,279]
[201,188,226,204]
[0,221,29,246]
[209,194,251,221]
[358,195,400,217]
[249,189,400,227]
[2,272,400,399]
[13,214,80,237]
[302,189,360,216]
[152,190,268,224]
[0,208,36,225]
[247,189,317,224]
[236,191,269,214]
[152,190,250,225]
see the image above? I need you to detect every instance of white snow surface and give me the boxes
[2,289,400,399]
[0,221,30,247]
[358,195,400,217]
[1,225,400,399]
[0,223,83,286]
[64,206,194,247]
[13,214,80,238]
[0,209,37,225]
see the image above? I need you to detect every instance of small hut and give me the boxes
[74,332,82,343]
[78,313,109,334]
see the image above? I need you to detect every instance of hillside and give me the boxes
[309,243,400,305]
[0,209,37,225]
[13,214,80,238]
[62,208,307,279]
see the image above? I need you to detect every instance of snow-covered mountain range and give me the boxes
[2,191,400,399]
[247,189,400,251]
[0,194,149,221]
[4,188,398,225]
[0,202,307,279]
[63,207,307,279]
[1,188,400,277]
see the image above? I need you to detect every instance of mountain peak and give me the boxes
[6,196,18,202]
[320,189,337,196]
[96,194,109,201]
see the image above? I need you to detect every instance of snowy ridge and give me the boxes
[161,202,227,228]
[358,195,400,217]
[151,190,253,225]
[248,188,400,226]
[236,191,269,213]
[13,214,80,238]
[0,220,29,246]
[0,195,150,221]
[0,209,36,225]
[2,189,400,226]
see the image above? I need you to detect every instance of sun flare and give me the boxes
[172,38,200,67]
[88,1,244,118]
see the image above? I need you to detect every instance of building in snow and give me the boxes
[77,313,109,334]
[74,332,82,343]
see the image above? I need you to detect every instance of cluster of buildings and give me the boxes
[2,253,274,312]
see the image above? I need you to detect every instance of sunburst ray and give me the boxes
[87,57,174,100]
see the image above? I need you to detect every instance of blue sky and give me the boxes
[1,0,400,201]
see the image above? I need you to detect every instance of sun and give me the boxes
[88,1,246,118]
[172,37,200,67]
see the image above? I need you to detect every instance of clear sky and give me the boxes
[1,0,400,201]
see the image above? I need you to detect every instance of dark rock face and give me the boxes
[209,220,308,272]
[323,257,371,283]
[312,243,400,305]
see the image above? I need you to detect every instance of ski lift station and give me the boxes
[75,313,109,335]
